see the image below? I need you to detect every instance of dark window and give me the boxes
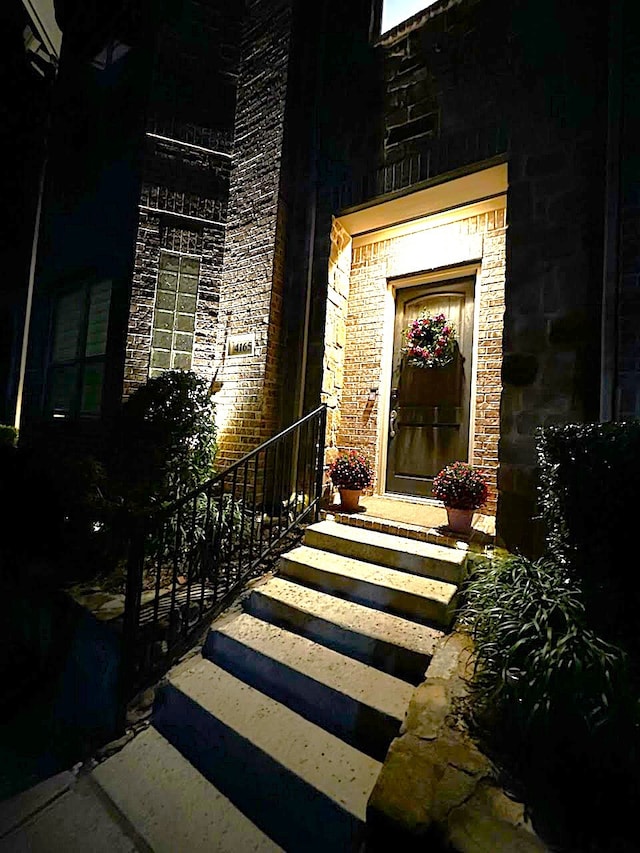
[49,280,111,418]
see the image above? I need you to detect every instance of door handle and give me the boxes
[389,408,398,439]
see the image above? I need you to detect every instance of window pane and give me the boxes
[50,365,79,415]
[175,313,195,332]
[85,281,111,357]
[156,290,177,311]
[53,291,83,362]
[159,252,180,272]
[178,274,199,295]
[176,294,197,314]
[172,351,192,370]
[80,363,104,415]
[151,349,172,369]
[180,257,200,276]
[174,332,193,352]
[154,310,175,331]
[152,329,172,349]
[158,271,178,291]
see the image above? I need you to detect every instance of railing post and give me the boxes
[118,514,146,733]
[314,405,327,521]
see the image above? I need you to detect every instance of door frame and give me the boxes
[376,261,482,500]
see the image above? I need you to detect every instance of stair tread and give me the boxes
[281,544,457,604]
[93,726,282,853]
[305,520,466,566]
[213,612,413,722]
[168,657,382,822]
[251,577,444,658]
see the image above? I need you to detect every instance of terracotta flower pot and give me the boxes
[339,488,361,512]
[446,506,474,534]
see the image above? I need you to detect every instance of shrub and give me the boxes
[111,371,216,507]
[432,461,488,509]
[537,422,640,658]
[461,553,639,849]
[0,425,18,448]
[328,450,373,490]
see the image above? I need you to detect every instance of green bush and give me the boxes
[461,553,639,849]
[537,422,640,657]
[0,425,18,448]
[110,370,217,508]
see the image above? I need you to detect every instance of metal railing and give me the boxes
[120,404,327,704]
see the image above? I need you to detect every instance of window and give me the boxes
[381,0,440,34]
[150,251,200,376]
[49,280,112,418]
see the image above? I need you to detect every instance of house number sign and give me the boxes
[227,333,255,357]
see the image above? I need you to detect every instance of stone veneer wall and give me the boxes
[214,0,293,467]
[322,218,352,451]
[336,204,506,515]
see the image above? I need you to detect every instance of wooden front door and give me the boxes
[385,279,475,498]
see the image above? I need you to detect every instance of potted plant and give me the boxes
[432,461,488,534]
[328,450,373,512]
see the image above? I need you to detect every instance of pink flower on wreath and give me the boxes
[403,311,456,368]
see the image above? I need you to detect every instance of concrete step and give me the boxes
[92,726,282,853]
[153,657,380,853]
[278,544,457,628]
[304,519,467,585]
[204,612,413,761]
[304,521,467,584]
[246,577,443,683]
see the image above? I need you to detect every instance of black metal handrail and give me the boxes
[120,404,327,708]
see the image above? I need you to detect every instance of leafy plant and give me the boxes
[432,461,488,509]
[328,450,373,490]
[461,553,640,849]
[537,422,640,660]
[0,425,18,448]
[111,370,216,508]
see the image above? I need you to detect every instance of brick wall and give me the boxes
[122,0,238,400]
[336,203,506,514]
[215,0,293,467]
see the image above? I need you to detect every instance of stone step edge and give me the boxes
[320,509,495,554]
[278,546,457,627]
[159,658,381,824]
[247,577,444,680]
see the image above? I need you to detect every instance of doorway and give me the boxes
[385,278,475,498]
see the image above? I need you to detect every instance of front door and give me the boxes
[385,278,474,498]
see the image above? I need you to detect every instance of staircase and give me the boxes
[91,517,468,852]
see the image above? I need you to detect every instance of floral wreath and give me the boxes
[403,312,456,368]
